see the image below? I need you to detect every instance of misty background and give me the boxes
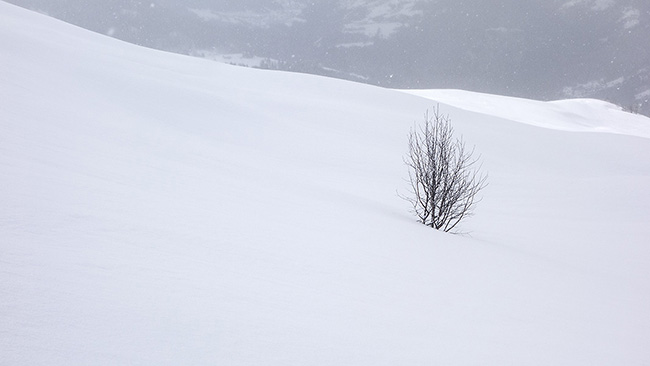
[9,0,650,115]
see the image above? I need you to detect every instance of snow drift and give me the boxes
[2,2,650,365]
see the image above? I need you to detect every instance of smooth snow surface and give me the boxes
[2,2,650,365]
[402,88,650,139]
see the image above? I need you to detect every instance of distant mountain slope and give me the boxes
[8,0,650,115]
[2,2,650,365]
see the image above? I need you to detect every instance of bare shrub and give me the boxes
[404,106,487,232]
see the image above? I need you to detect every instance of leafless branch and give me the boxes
[403,106,487,233]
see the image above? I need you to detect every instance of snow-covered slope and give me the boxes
[7,0,650,114]
[2,2,650,365]
[403,89,650,138]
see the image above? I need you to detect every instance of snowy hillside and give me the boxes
[8,0,650,115]
[403,89,650,139]
[2,2,650,365]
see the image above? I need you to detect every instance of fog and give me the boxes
[8,0,650,114]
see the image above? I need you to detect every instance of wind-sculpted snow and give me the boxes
[403,89,650,138]
[2,2,650,365]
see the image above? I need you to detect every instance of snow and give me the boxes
[189,5,305,27]
[402,88,650,138]
[561,76,629,101]
[341,0,423,38]
[620,7,641,29]
[2,1,650,365]
[190,50,272,68]
[561,0,616,11]
[637,88,650,100]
